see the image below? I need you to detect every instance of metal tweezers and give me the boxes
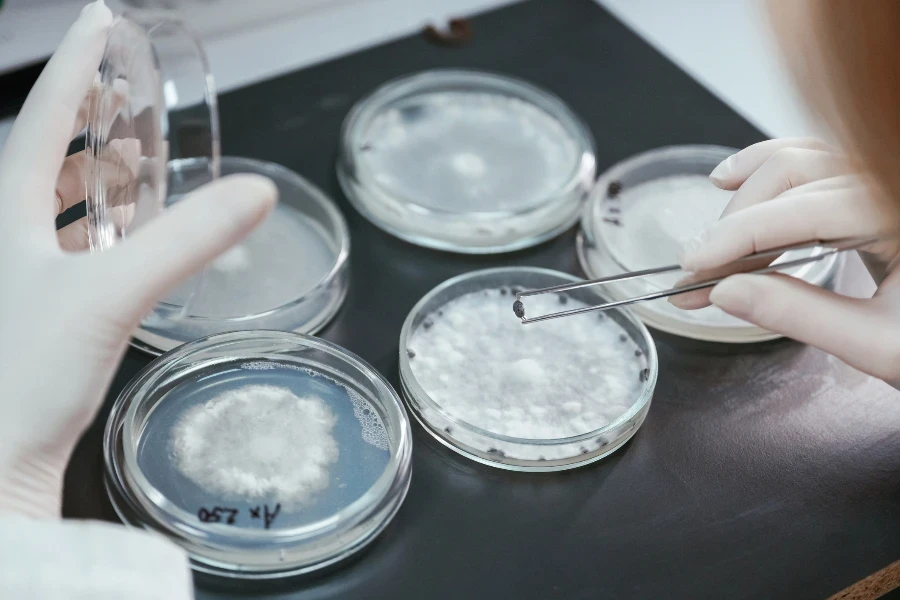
[514,235,893,324]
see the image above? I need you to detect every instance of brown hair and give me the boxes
[769,1,900,201]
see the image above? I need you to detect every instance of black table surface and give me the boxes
[58,1,900,598]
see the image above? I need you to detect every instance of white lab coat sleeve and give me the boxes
[0,517,193,599]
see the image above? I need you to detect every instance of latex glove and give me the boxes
[0,1,278,518]
[669,138,900,384]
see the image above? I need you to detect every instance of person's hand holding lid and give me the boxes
[670,138,900,384]
[0,1,278,518]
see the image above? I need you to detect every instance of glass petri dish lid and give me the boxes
[399,267,657,471]
[86,12,349,354]
[103,331,413,579]
[338,70,597,254]
[577,145,840,343]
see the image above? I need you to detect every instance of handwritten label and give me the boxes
[197,503,281,530]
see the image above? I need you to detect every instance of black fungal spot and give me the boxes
[558,295,568,305]
[639,368,650,382]
[608,206,621,214]
[407,349,416,359]
[444,427,453,434]
[580,447,589,455]
[597,437,609,447]
[513,300,525,319]
[603,217,623,227]
[538,456,546,461]
[423,319,434,330]
[634,349,642,357]
[499,287,509,296]
[619,334,627,343]
[607,180,623,197]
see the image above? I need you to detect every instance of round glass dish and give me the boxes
[133,157,350,355]
[337,70,596,254]
[86,11,220,251]
[577,145,840,343]
[103,331,413,579]
[86,13,350,354]
[398,267,657,472]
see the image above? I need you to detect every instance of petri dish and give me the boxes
[398,267,657,471]
[577,145,840,343]
[133,157,350,354]
[103,331,413,579]
[86,13,349,354]
[337,70,596,254]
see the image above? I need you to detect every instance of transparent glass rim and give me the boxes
[337,69,597,253]
[398,267,658,446]
[577,144,840,342]
[86,11,221,252]
[103,331,413,574]
[152,156,351,323]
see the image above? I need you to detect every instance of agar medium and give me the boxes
[399,268,657,471]
[338,70,596,253]
[132,157,350,354]
[578,145,840,343]
[103,332,412,579]
[86,14,349,354]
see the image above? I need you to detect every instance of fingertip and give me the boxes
[210,173,279,227]
[708,155,740,189]
[709,275,758,320]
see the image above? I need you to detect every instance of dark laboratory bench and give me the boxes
[37,0,900,598]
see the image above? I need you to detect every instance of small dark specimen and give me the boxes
[422,18,473,47]
[639,368,650,382]
[618,334,627,343]
[537,456,546,461]
[608,206,621,214]
[423,318,434,330]
[558,295,568,305]
[499,287,509,296]
[444,427,453,434]
[407,349,416,359]
[580,447,589,455]
[487,448,506,457]
[634,349,642,357]
[513,300,526,319]
[603,217,623,227]
[607,180,623,198]
[437,310,444,317]
[597,437,609,447]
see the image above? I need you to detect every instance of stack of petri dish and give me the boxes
[338,70,597,254]
[87,12,349,355]
[577,145,840,343]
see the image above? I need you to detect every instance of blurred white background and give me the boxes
[0,0,817,149]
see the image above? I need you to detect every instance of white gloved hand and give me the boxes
[669,138,900,384]
[0,1,278,518]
